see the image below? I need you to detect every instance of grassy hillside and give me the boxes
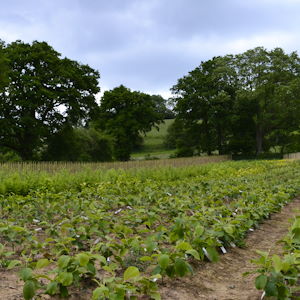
[131,119,175,159]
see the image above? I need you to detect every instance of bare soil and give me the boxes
[1,198,299,300]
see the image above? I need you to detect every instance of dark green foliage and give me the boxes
[0,40,100,160]
[97,85,164,161]
[43,126,113,162]
[171,55,236,156]
[151,95,175,119]
[0,40,9,91]
[0,149,21,162]
[170,47,300,156]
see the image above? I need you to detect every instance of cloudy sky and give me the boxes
[1,0,300,98]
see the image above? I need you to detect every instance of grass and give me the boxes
[132,119,175,159]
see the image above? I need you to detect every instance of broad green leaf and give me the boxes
[123,266,140,281]
[76,253,90,267]
[174,259,189,277]
[59,285,69,298]
[23,280,35,300]
[149,274,162,281]
[224,225,234,235]
[158,254,170,269]
[176,241,192,251]
[272,255,282,273]
[7,260,21,269]
[20,268,33,281]
[92,286,109,300]
[186,249,200,260]
[57,272,73,286]
[45,281,58,295]
[152,265,161,275]
[255,274,267,290]
[140,256,152,262]
[87,262,96,275]
[265,279,278,297]
[165,265,175,277]
[12,226,25,232]
[292,227,300,243]
[255,250,269,258]
[92,254,107,265]
[206,247,219,262]
[195,225,205,237]
[57,255,71,269]
[36,258,49,269]
[150,292,161,300]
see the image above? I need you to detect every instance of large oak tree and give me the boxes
[0,40,100,160]
[97,85,164,161]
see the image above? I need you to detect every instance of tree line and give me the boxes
[0,40,172,161]
[0,40,300,162]
[168,47,300,157]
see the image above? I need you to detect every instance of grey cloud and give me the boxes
[1,0,300,95]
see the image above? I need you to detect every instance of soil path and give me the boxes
[1,198,300,300]
[160,198,300,300]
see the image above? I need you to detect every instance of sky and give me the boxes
[1,0,300,99]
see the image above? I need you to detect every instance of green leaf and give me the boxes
[92,286,109,300]
[57,272,73,286]
[92,254,107,265]
[20,268,33,281]
[174,259,189,277]
[7,259,21,269]
[140,256,152,262]
[45,281,59,295]
[265,279,278,297]
[165,265,175,277]
[12,226,25,232]
[150,274,162,281]
[87,262,96,275]
[224,225,234,235]
[255,274,268,290]
[150,292,161,300]
[76,253,90,267]
[23,280,35,300]
[206,247,219,262]
[123,266,140,281]
[272,255,282,273]
[59,285,69,298]
[186,249,200,260]
[36,258,49,269]
[158,254,170,269]
[292,227,300,242]
[57,255,71,269]
[194,225,205,237]
[175,241,192,251]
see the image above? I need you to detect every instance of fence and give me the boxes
[283,152,300,160]
[0,155,231,173]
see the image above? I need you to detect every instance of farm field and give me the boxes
[1,159,300,299]
[131,119,175,159]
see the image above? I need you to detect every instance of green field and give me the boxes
[131,119,175,159]
[1,159,300,299]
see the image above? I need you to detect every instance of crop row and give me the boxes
[252,216,300,299]
[0,160,300,299]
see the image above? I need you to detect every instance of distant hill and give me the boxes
[131,119,175,159]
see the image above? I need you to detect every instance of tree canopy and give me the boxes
[170,47,300,156]
[0,40,100,160]
[96,85,164,160]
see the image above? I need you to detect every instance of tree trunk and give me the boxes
[256,124,263,155]
[204,119,212,156]
[217,122,224,155]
